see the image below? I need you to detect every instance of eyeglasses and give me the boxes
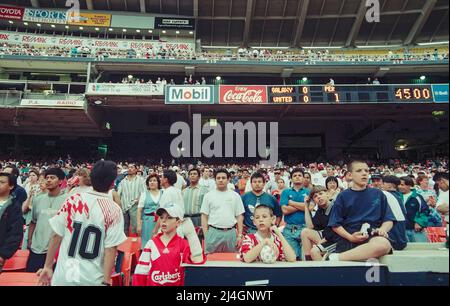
[274,172,280,175]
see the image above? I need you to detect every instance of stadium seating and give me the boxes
[206,253,240,261]
[111,272,125,287]
[0,272,38,286]
[2,250,29,272]
[425,227,447,243]
[117,237,142,286]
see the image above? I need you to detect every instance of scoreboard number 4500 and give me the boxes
[395,88,432,100]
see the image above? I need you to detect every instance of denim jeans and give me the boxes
[282,224,305,260]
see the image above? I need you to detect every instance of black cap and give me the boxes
[382,175,400,186]
[371,173,382,180]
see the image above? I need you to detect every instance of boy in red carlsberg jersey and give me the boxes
[132,202,205,286]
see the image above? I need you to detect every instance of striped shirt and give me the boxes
[183,184,208,216]
[118,175,146,212]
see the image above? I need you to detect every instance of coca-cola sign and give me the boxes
[219,85,268,104]
[0,5,24,20]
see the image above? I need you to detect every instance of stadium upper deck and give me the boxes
[0,0,448,47]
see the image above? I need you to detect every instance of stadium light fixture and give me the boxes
[37,23,41,27]
[136,29,141,33]
[94,100,103,105]
[189,31,194,35]
[202,46,239,49]
[51,24,56,28]
[162,30,167,34]
[108,28,113,31]
[356,45,401,49]
[122,29,127,32]
[176,31,180,34]
[252,46,289,50]
[418,41,449,46]
[303,46,343,49]
[95,27,100,31]
[216,76,221,81]
[23,22,28,26]
[79,26,84,30]
[128,75,133,79]
[420,75,426,81]
[395,139,409,151]
[65,25,69,29]
[8,20,13,24]
[148,30,153,33]
[302,77,308,82]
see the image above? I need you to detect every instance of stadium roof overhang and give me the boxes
[0,106,110,137]
[2,0,448,47]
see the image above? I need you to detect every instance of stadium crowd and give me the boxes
[0,156,448,285]
[1,42,448,64]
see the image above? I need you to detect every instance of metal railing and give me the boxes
[0,90,22,107]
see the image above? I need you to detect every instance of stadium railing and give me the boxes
[0,90,22,107]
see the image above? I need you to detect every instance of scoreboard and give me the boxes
[268,84,447,104]
[165,84,448,104]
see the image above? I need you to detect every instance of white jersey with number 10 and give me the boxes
[49,190,127,286]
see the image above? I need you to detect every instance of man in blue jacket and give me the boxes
[381,175,408,250]
[2,165,27,208]
[0,173,24,273]
[399,176,430,242]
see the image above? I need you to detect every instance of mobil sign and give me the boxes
[165,86,215,104]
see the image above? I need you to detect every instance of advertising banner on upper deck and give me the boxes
[68,12,111,27]
[165,86,215,104]
[0,5,24,20]
[219,85,268,105]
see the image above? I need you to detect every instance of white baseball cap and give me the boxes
[156,202,184,220]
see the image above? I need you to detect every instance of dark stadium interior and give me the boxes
[0,0,449,288]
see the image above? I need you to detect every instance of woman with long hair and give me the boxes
[137,174,162,248]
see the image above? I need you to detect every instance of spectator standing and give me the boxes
[201,169,244,254]
[118,164,146,235]
[26,168,67,272]
[0,173,24,273]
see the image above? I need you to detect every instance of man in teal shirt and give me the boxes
[242,172,282,235]
[280,168,310,260]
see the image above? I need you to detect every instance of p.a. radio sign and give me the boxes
[165,86,215,104]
